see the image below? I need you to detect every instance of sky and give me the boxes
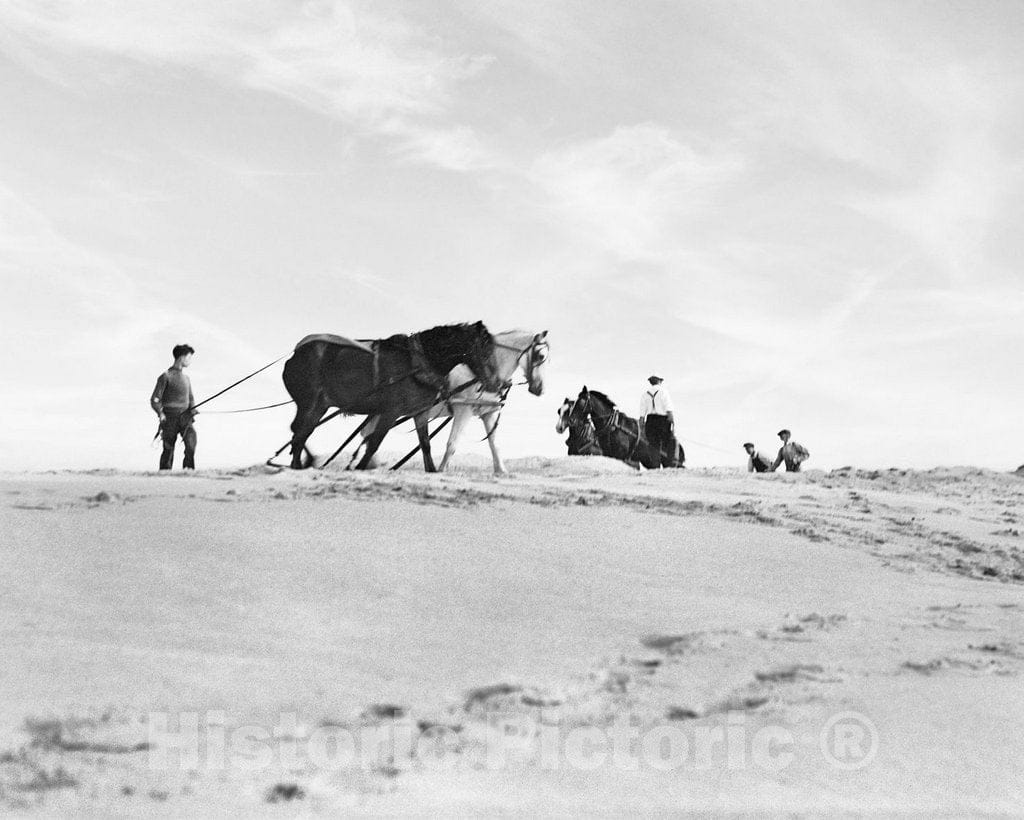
[1,0,1023,472]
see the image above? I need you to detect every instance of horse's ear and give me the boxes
[538,330,548,340]
[581,385,588,394]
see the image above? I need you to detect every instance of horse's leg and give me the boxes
[415,414,437,473]
[282,346,332,470]
[438,407,470,472]
[613,429,643,471]
[355,413,395,470]
[289,399,328,470]
[358,415,382,469]
[481,411,506,475]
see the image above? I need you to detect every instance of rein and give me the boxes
[191,354,289,413]
[200,399,294,414]
[154,353,289,441]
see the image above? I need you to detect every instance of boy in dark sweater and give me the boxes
[151,344,197,470]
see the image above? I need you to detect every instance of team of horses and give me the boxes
[282,321,680,473]
[556,387,685,469]
[282,322,549,474]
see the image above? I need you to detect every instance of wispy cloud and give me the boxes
[530,124,744,262]
[455,0,607,77]
[0,0,493,172]
[385,122,496,172]
[0,182,264,366]
[848,65,1019,288]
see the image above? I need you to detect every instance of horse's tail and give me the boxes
[281,349,303,405]
[282,342,333,430]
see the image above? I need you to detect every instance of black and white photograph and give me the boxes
[2,0,1023,813]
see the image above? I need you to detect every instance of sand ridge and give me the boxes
[2,460,1023,812]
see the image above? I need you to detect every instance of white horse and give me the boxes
[360,329,549,474]
[438,329,548,474]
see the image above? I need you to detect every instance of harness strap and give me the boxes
[408,333,447,391]
[390,417,454,471]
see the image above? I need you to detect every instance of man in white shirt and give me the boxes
[639,375,676,461]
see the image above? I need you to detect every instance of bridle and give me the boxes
[493,333,549,393]
[560,394,600,432]
[449,333,547,443]
[574,392,620,436]
[564,396,586,426]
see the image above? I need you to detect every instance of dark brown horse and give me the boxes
[282,322,498,471]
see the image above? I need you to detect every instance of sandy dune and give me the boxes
[2,461,1023,813]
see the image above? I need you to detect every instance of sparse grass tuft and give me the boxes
[266,782,305,803]
[8,760,78,793]
[22,715,149,754]
[640,634,690,653]
[464,683,522,710]
[363,704,406,720]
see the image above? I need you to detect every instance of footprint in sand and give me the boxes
[754,664,827,683]
[265,783,305,803]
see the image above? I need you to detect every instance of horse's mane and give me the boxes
[585,389,616,409]
[415,322,494,370]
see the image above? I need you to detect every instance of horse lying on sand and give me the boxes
[556,396,603,456]
[361,330,550,474]
[570,386,684,469]
[281,322,499,471]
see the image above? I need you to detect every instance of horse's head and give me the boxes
[523,330,549,396]
[490,329,550,397]
[570,395,591,425]
[555,397,572,433]
[578,386,615,420]
[562,390,593,429]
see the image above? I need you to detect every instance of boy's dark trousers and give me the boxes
[159,413,197,470]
